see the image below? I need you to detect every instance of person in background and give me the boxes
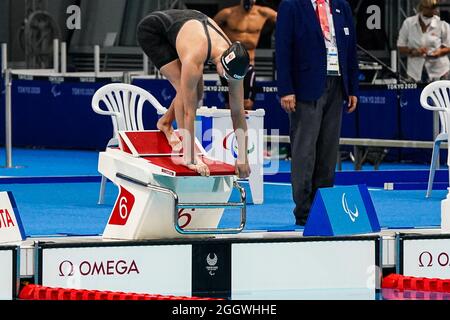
[276,0,359,226]
[214,0,277,109]
[398,0,450,83]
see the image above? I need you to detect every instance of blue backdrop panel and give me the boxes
[131,78,175,130]
[3,77,165,150]
[400,88,433,140]
[134,79,293,136]
[134,79,355,138]
[357,87,399,139]
[253,81,289,137]
[10,79,113,149]
[203,80,291,136]
[0,75,437,165]
[203,79,228,108]
[341,106,358,138]
[132,78,176,111]
[399,87,434,163]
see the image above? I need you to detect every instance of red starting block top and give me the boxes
[144,156,236,177]
[119,131,202,156]
[117,131,235,177]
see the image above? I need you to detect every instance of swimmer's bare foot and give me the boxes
[184,157,210,177]
[157,120,182,152]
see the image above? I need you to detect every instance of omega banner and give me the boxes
[399,235,450,279]
[39,244,193,296]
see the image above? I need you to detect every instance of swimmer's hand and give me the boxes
[235,161,251,179]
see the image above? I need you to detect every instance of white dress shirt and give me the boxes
[397,14,450,81]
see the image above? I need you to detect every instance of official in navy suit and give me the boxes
[275,0,359,226]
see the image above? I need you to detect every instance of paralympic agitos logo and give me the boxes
[59,259,140,277]
[222,132,255,158]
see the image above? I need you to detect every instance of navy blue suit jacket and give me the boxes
[276,0,359,101]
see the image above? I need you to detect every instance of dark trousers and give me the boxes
[289,76,344,223]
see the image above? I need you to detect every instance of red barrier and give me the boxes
[382,274,450,293]
[19,285,220,301]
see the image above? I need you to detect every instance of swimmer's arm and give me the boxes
[180,59,203,164]
[213,8,231,28]
[262,7,277,23]
[228,80,250,178]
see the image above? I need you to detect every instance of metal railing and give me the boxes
[2,43,12,168]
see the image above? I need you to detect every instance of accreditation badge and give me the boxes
[327,46,341,76]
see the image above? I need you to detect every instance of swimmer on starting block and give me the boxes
[137,9,251,178]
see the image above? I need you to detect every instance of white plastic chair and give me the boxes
[92,83,167,204]
[420,80,450,198]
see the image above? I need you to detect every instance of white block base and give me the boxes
[441,197,450,233]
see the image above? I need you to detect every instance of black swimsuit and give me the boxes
[137,9,231,69]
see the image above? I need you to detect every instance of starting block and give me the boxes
[98,130,246,240]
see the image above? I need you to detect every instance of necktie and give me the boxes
[316,0,331,41]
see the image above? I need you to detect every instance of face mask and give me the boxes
[243,0,255,12]
[420,13,433,25]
